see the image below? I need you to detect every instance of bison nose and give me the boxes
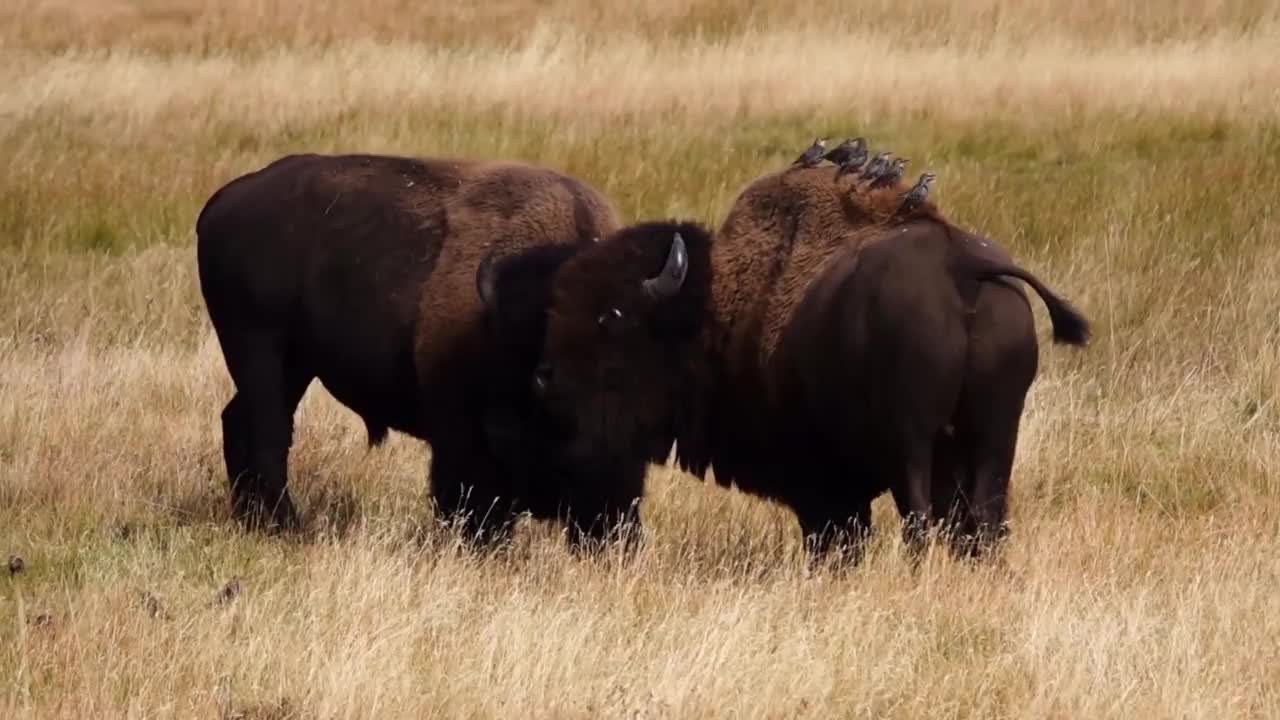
[533,362,552,395]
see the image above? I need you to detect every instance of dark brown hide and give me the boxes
[766,220,1085,556]
[522,165,1088,559]
[196,153,619,536]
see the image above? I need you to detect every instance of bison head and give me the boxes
[530,221,713,468]
[474,243,582,518]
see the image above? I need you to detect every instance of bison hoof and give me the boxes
[566,517,644,557]
[950,523,1010,560]
[461,524,516,551]
[233,493,301,533]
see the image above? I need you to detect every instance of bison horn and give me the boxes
[642,232,688,300]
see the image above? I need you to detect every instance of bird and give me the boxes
[216,579,243,607]
[791,138,828,168]
[140,591,168,620]
[898,173,937,214]
[871,157,909,189]
[824,137,866,167]
[858,151,892,182]
[8,555,24,576]
[832,138,871,179]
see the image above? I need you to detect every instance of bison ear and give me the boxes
[476,252,499,311]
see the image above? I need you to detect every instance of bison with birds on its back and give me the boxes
[480,140,1090,561]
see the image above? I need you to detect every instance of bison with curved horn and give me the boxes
[480,158,1089,560]
[196,152,619,543]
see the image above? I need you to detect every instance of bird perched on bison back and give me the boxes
[824,137,867,167]
[859,151,892,183]
[871,157,909,189]
[833,140,871,180]
[897,173,936,215]
[791,138,828,168]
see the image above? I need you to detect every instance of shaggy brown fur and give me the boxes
[495,163,1086,559]
[196,153,619,536]
[709,165,938,386]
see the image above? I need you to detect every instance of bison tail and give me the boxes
[974,263,1091,346]
[1043,292,1090,346]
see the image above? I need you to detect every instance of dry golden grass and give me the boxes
[5,0,1277,52]
[3,2,1280,718]
[2,309,1279,717]
[6,28,1280,133]
[2,326,1277,718]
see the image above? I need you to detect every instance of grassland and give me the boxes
[3,1,1280,717]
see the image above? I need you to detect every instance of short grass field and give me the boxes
[2,1,1279,717]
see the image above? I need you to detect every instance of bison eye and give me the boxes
[533,362,553,395]
[597,307,626,336]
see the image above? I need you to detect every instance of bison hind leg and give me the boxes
[930,427,978,550]
[218,331,312,532]
[956,412,1021,559]
[221,393,252,502]
[887,436,941,564]
[950,282,1038,559]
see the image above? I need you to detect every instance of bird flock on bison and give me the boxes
[196,137,1090,566]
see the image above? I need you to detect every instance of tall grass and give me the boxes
[4,0,1278,51]
[2,2,1279,717]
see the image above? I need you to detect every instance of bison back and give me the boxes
[196,153,475,439]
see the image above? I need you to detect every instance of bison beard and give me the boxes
[489,166,1089,563]
[196,152,621,545]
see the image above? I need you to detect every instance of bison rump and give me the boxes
[197,154,441,444]
[774,219,1086,554]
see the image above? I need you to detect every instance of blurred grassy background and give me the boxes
[2,2,1279,717]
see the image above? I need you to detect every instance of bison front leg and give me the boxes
[429,437,519,549]
[565,500,643,556]
[562,462,646,556]
[797,500,873,569]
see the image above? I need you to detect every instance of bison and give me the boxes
[196,152,620,543]
[480,164,1089,560]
